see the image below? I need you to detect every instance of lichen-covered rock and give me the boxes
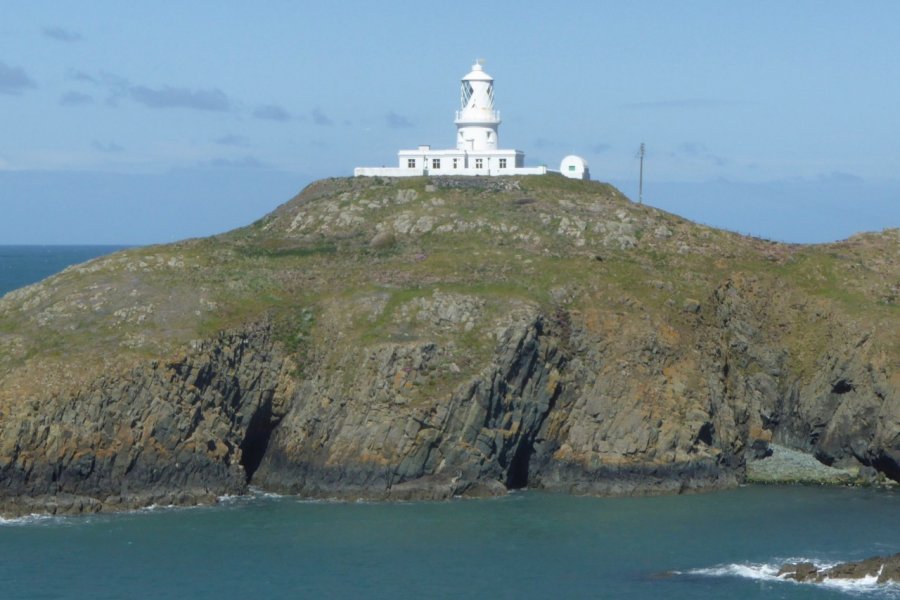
[0,175,897,515]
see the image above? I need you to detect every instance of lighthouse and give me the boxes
[354,60,588,179]
[455,60,500,152]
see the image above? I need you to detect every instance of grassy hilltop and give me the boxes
[0,175,897,515]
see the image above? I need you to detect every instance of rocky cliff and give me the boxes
[0,176,897,515]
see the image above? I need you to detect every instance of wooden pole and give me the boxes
[638,143,645,204]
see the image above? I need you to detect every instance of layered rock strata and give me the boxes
[0,176,896,515]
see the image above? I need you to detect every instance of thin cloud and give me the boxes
[311,107,333,126]
[210,156,263,169]
[63,69,236,114]
[622,98,740,110]
[677,142,707,157]
[92,140,124,153]
[68,70,98,83]
[591,143,611,154]
[385,111,413,129]
[253,104,291,121]
[60,91,93,106]
[0,62,36,95]
[97,72,132,106]
[215,134,250,147]
[671,142,729,167]
[129,85,231,111]
[43,26,83,43]
[819,171,864,184]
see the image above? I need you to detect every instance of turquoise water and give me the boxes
[1,487,898,599]
[1,248,899,598]
[0,245,127,296]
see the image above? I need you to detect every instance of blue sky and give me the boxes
[1,1,898,244]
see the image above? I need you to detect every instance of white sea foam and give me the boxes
[820,570,881,592]
[0,513,59,526]
[215,488,285,505]
[247,486,284,499]
[686,559,900,597]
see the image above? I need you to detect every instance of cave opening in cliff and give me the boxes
[239,401,279,484]
[871,452,900,484]
[506,440,533,490]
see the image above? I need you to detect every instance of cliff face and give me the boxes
[0,176,897,515]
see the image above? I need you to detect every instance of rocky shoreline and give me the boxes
[1,176,897,516]
[745,443,896,487]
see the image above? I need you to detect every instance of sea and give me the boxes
[1,246,898,600]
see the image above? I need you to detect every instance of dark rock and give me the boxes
[682,298,701,313]
[777,562,819,581]
[749,439,772,460]
[778,554,900,584]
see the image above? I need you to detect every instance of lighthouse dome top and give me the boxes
[462,60,493,82]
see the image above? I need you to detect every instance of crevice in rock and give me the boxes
[696,422,715,446]
[871,452,900,483]
[505,439,533,489]
[814,449,835,466]
[831,379,854,394]
[239,399,282,484]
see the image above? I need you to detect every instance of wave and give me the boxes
[683,558,900,597]
[0,513,67,527]
[247,486,284,499]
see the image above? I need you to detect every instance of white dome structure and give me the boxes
[560,155,590,180]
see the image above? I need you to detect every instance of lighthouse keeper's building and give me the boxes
[355,61,553,178]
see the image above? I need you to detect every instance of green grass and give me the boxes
[1,174,895,400]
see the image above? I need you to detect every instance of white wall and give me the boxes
[354,165,547,177]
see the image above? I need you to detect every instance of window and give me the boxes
[475,158,483,169]
[499,158,507,168]
[452,158,458,168]
[432,158,441,169]
[487,131,492,140]
[407,158,416,168]
[568,165,576,172]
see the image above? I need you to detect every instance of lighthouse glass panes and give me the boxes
[461,81,473,107]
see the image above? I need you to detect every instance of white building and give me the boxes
[560,155,590,180]
[355,60,587,179]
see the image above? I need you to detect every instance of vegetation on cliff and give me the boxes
[0,175,897,515]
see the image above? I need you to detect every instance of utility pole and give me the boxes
[637,143,645,204]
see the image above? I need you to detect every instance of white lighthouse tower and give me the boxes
[354,60,588,179]
[455,60,500,152]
